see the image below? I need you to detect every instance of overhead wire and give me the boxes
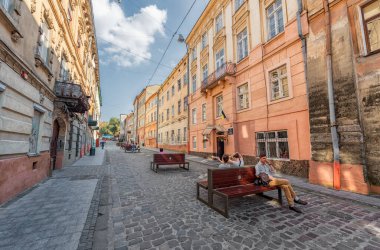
[146,0,198,85]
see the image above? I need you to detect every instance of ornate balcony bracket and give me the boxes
[54,81,90,114]
[201,62,236,94]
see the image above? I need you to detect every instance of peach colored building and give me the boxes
[187,0,311,177]
[144,92,158,148]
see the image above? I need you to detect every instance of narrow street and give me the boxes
[0,142,379,250]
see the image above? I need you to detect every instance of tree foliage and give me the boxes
[99,118,120,137]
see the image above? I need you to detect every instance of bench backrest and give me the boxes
[153,153,185,163]
[208,167,256,189]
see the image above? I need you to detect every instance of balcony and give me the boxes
[201,62,236,93]
[54,81,90,113]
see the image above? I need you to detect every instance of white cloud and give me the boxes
[93,0,167,67]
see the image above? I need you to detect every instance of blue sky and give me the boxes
[93,0,209,121]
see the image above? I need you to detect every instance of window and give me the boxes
[29,110,42,154]
[203,138,207,149]
[215,12,223,33]
[183,127,187,142]
[166,109,169,120]
[216,95,223,118]
[172,85,175,96]
[202,103,206,122]
[171,130,175,143]
[166,131,169,143]
[362,0,380,53]
[235,0,244,11]
[192,47,197,61]
[256,131,289,159]
[202,32,208,49]
[177,129,181,142]
[38,22,50,65]
[161,112,164,122]
[0,0,13,13]
[237,28,248,61]
[60,57,69,81]
[269,65,289,101]
[184,97,188,111]
[183,73,188,85]
[202,64,208,81]
[166,91,169,101]
[178,100,181,114]
[178,79,182,91]
[192,136,197,149]
[67,3,73,21]
[237,83,249,110]
[171,105,174,117]
[267,0,284,39]
[192,74,197,93]
[192,108,197,124]
[215,48,225,70]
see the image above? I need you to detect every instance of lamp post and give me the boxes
[177,34,190,154]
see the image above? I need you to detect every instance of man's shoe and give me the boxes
[294,199,308,205]
[289,206,302,213]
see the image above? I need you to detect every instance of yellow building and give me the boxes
[157,55,189,152]
[144,92,158,148]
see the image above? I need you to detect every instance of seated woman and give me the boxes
[217,154,232,169]
[230,152,244,167]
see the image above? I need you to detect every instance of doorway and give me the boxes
[216,137,225,160]
[50,120,60,170]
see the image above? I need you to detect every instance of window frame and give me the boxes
[256,130,289,160]
[235,0,244,12]
[201,32,208,50]
[215,48,225,70]
[361,0,380,55]
[266,0,284,40]
[215,12,224,33]
[192,74,197,93]
[237,27,249,62]
[216,95,223,118]
[237,82,250,110]
[192,136,197,149]
[192,108,197,124]
[201,103,206,122]
[268,64,289,101]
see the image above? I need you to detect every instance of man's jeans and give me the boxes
[269,178,296,206]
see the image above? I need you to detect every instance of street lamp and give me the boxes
[177,34,190,154]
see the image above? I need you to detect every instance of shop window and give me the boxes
[256,131,289,159]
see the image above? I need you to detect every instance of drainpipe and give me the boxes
[186,46,190,154]
[297,0,309,106]
[156,92,160,148]
[323,0,341,190]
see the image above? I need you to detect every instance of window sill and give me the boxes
[236,56,249,65]
[268,95,293,105]
[236,107,250,113]
[27,153,40,157]
[265,31,285,45]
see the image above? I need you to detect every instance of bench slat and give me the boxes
[216,184,277,198]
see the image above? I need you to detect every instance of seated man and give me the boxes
[218,154,232,169]
[255,153,307,213]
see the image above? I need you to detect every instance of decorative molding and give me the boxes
[0,81,6,92]
[31,0,37,13]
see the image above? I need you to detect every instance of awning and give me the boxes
[202,126,214,135]
[215,125,226,133]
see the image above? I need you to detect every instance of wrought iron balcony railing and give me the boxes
[55,81,90,113]
[201,62,236,93]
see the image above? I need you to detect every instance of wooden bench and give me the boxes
[196,167,282,217]
[150,154,189,173]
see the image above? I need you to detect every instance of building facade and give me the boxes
[305,0,380,194]
[186,0,311,177]
[0,0,101,204]
[133,85,160,146]
[123,112,134,143]
[157,56,189,152]
[144,92,158,148]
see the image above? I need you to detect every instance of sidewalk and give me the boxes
[144,147,380,208]
[72,147,105,166]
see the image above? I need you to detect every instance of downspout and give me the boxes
[297,0,309,106]
[186,48,190,154]
[323,0,341,190]
[156,92,160,148]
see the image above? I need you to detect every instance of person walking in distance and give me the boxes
[255,153,308,213]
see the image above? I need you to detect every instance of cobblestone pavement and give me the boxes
[108,144,380,250]
[1,143,380,250]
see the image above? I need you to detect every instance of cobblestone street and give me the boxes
[1,143,380,250]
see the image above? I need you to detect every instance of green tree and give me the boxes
[108,117,120,137]
[99,121,111,136]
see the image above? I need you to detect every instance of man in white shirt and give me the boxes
[255,153,307,213]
